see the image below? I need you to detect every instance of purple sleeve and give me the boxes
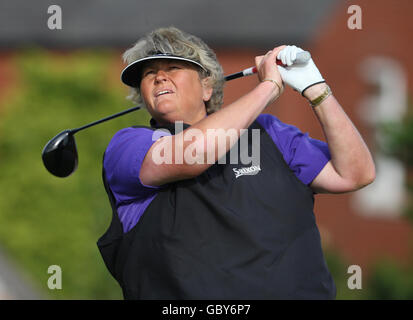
[256,114,331,185]
[103,127,171,203]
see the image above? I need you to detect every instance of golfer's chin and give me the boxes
[151,102,181,123]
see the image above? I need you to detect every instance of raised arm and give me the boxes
[140,47,285,187]
[276,45,375,194]
[306,84,376,193]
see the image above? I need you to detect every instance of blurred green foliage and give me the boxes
[323,250,367,299]
[366,259,413,299]
[371,106,413,299]
[324,250,413,300]
[0,49,150,299]
[381,109,413,222]
[324,104,413,300]
[381,110,413,167]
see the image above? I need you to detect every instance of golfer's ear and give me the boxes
[201,77,213,102]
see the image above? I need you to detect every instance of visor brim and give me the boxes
[120,54,208,87]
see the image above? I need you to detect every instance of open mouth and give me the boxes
[155,90,174,97]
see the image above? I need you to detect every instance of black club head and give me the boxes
[42,130,78,178]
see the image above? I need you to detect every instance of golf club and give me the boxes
[224,51,310,81]
[42,105,141,177]
[42,51,310,177]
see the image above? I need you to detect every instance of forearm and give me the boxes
[184,81,278,157]
[305,83,376,186]
[141,47,285,186]
[143,81,280,185]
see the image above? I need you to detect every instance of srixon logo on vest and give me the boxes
[233,165,261,178]
[151,121,261,166]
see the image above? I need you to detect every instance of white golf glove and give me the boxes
[277,45,325,94]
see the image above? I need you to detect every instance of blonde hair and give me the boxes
[122,27,225,114]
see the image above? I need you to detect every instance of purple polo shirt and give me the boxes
[103,114,331,233]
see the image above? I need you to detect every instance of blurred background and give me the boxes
[0,0,411,299]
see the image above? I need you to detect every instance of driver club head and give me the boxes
[42,130,78,178]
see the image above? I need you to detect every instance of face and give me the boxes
[139,59,213,125]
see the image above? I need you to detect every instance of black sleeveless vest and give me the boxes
[97,120,336,299]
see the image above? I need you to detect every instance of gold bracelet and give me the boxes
[309,85,332,107]
[262,78,283,95]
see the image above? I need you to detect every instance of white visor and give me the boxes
[121,53,208,87]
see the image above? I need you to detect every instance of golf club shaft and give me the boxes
[43,51,312,178]
[70,105,141,134]
[224,51,310,81]
[63,52,310,135]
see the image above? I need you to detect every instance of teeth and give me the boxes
[157,90,170,96]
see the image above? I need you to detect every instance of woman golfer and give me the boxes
[97,27,375,299]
